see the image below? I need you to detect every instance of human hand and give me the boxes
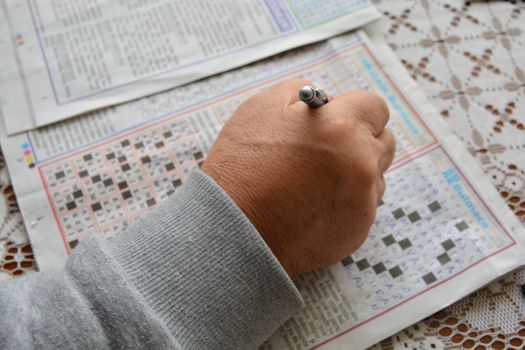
[202,79,395,278]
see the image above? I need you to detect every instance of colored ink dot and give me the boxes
[28,163,35,169]
[25,155,33,163]
[22,143,29,149]
[14,33,24,46]
[24,149,31,156]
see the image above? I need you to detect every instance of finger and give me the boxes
[265,78,314,106]
[328,91,389,137]
[376,128,396,173]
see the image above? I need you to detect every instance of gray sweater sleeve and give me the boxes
[0,171,303,349]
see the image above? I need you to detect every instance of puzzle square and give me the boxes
[392,208,405,219]
[194,151,203,160]
[69,240,79,250]
[428,201,441,212]
[437,253,451,265]
[373,262,386,274]
[356,259,370,271]
[398,238,412,250]
[422,272,437,285]
[456,221,468,232]
[382,235,396,246]
[441,239,455,251]
[389,266,402,278]
[66,201,77,210]
[341,256,354,267]
[91,203,102,211]
[408,211,421,223]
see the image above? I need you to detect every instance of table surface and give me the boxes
[1,1,524,349]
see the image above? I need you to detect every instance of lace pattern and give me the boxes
[370,0,525,348]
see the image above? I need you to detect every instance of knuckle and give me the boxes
[363,92,389,115]
[352,92,389,124]
[322,115,357,142]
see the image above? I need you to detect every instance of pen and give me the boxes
[299,85,329,108]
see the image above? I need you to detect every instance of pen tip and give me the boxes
[299,86,315,102]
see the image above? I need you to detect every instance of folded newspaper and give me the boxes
[2,29,524,349]
[0,0,379,134]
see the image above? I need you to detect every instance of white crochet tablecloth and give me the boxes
[1,0,524,348]
[370,1,525,348]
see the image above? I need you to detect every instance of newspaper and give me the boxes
[2,31,525,349]
[0,0,379,135]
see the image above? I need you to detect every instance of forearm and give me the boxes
[0,238,176,349]
[0,171,303,349]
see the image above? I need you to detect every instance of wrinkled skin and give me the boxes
[203,79,395,278]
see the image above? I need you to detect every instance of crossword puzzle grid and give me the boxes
[37,48,369,250]
[40,44,433,253]
[339,147,512,317]
[264,147,515,350]
[41,118,206,249]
